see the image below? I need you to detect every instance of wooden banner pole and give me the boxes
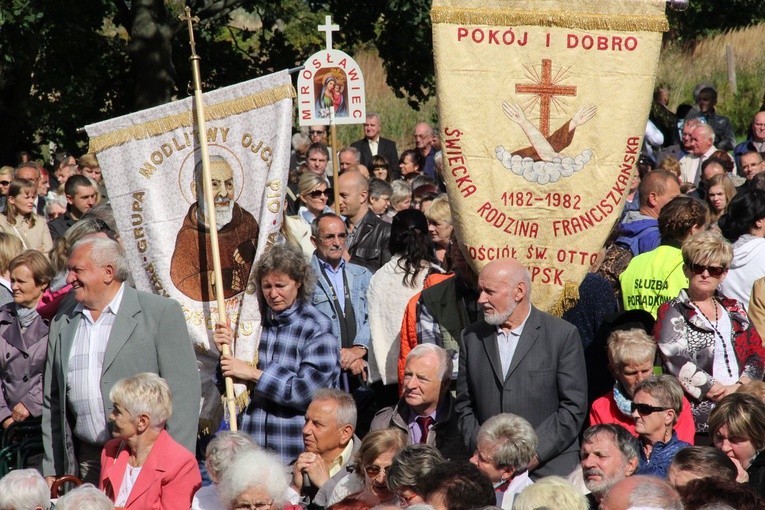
[180,6,238,431]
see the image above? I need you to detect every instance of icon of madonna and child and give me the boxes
[314,69,348,119]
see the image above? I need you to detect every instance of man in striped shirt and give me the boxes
[42,236,200,484]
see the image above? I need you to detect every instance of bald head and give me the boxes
[477,259,531,329]
[414,122,434,153]
[338,170,369,223]
[338,169,368,192]
[600,475,682,510]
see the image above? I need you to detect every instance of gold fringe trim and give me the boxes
[234,389,251,411]
[431,7,669,32]
[88,83,296,153]
[548,280,581,317]
[199,418,216,437]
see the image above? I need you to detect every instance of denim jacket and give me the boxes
[310,254,372,349]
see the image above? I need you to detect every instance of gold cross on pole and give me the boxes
[179,7,201,58]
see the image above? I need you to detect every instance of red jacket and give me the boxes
[100,429,201,510]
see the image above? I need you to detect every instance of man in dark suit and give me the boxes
[351,113,399,178]
[456,258,587,479]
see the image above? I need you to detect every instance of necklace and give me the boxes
[693,299,733,378]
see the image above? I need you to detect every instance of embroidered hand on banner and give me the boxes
[496,101,595,184]
[570,105,597,130]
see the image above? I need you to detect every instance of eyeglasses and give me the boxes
[306,189,331,199]
[364,464,391,477]
[233,501,273,510]
[320,233,348,242]
[0,181,9,186]
[630,402,669,415]
[309,130,326,136]
[688,263,726,277]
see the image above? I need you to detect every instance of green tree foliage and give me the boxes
[666,0,765,42]
[2,0,761,164]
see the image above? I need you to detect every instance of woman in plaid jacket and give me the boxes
[215,244,340,463]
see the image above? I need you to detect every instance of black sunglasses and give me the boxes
[0,181,9,186]
[631,402,669,415]
[688,263,726,277]
[306,189,331,199]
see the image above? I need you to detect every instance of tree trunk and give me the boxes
[129,0,177,110]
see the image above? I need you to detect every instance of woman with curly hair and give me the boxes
[214,244,340,463]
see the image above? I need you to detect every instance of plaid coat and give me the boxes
[240,300,340,463]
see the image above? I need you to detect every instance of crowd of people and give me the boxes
[0,84,763,510]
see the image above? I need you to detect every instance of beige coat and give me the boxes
[749,277,765,347]
[0,214,52,255]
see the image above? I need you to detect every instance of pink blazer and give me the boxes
[100,429,201,510]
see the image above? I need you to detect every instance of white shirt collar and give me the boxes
[74,283,126,319]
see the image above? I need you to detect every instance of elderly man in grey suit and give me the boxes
[42,236,200,485]
[456,258,587,479]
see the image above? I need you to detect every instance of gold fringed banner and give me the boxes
[432,0,667,314]
[431,7,669,32]
[85,71,294,427]
[89,83,295,153]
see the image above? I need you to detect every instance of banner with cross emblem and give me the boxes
[431,0,668,314]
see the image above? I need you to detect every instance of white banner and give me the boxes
[85,71,294,427]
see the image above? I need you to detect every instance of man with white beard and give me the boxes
[170,155,259,301]
[455,258,587,479]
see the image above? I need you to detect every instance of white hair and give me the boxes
[55,484,114,510]
[218,449,290,507]
[407,344,453,381]
[70,235,130,282]
[205,431,258,482]
[109,372,173,428]
[0,469,51,510]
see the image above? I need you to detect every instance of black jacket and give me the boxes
[748,449,765,499]
[347,209,391,273]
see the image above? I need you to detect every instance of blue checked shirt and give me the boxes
[239,300,340,464]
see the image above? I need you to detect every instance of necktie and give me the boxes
[416,415,434,444]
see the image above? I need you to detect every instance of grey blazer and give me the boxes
[455,305,587,478]
[42,285,201,477]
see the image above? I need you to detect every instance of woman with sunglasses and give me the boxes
[718,189,765,310]
[285,173,334,257]
[631,375,690,478]
[656,231,765,436]
[589,328,696,444]
[0,166,13,207]
[326,428,406,506]
[708,393,765,496]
